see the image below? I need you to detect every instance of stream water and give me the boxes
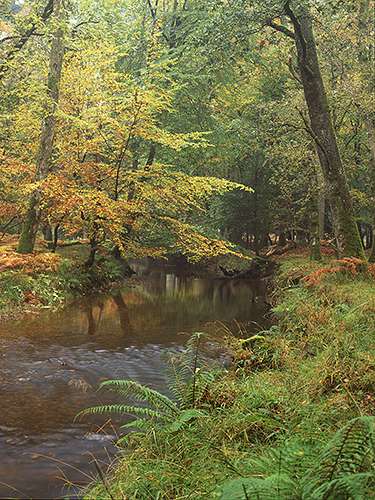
[0,264,269,499]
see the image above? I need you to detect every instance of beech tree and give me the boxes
[17,0,65,253]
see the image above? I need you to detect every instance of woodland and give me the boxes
[0,0,374,264]
[0,1,375,499]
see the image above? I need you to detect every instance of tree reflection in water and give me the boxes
[112,291,133,336]
[82,298,104,335]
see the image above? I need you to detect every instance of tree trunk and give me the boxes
[278,232,286,247]
[51,224,60,252]
[112,292,133,336]
[356,0,375,261]
[310,210,321,261]
[145,143,157,167]
[85,238,97,268]
[17,0,64,253]
[285,2,364,258]
[43,224,53,242]
[315,164,325,239]
[369,223,375,262]
[362,107,375,262]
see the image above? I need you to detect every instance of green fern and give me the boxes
[218,417,375,500]
[77,404,163,420]
[78,332,213,436]
[303,416,375,498]
[219,474,300,500]
[246,442,316,481]
[167,331,219,408]
[309,473,374,500]
[98,380,179,416]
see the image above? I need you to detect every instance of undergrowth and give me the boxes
[84,255,375,499]
[0,253,125,319]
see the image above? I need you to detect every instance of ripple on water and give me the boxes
[0,271,269,498]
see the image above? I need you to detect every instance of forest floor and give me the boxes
[0,235,127,320]
[85,253,375,499]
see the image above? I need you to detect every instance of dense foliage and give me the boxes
[0,0,374,262]
[1,1,374,497]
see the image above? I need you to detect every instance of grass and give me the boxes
[84,255,375,499]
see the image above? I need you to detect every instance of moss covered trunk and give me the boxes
[285,2,364,258]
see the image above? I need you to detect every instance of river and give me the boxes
[0,265,269,499]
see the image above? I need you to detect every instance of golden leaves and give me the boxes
[0,251,61,274]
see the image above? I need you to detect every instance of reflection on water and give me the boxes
[0,267,269,498]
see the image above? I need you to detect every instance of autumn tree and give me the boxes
[17,0,65,253]
[1,0,373,263]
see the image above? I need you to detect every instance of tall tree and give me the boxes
[269,1,364,257]
[17,0,65,253]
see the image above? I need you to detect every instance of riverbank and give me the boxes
[0,242,128,320]
[0,237,269,321]
[85,254,375,499]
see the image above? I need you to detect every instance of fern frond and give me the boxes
[77,404,163,420]
[303,416,375,497]
[168,377,187,406]
[165,408,207,433]
[166,332,215,408]
[120,419,155,431]
[99,379,179,416]
[249,442,315,480]
[219,473,300,499]
[310,472,375,500]
[181,369,215,407]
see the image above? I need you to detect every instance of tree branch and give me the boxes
[72,19,100,36]
[287,53,302,84]
[0,0,54,81]
[146,0,157,20]
[266,20,295,39]
[146,0,170,43]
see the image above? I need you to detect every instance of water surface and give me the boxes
[0,266,269,498]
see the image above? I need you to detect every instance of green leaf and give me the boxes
[166,409,206,432]
[218,474,300,500]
